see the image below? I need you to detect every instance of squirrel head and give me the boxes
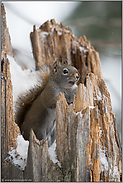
[50,58,80,89]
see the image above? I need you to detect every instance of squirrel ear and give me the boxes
[61,58,68,65]
[53,59,60,73]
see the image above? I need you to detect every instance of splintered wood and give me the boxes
[30,19,121,182]
[30,19,103,83]
[1,58,20,151]
[1,7,122,182]
[1,4,23,181]
[1,3,13,58]
[56,74,121,182]
[1,57,23,181]
[24,130,63,182]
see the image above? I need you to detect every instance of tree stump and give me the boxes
[29,19,122,182]
[1,3,122,182]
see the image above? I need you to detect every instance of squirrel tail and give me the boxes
[15,66,50,130]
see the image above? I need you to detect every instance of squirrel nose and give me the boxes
[75,73,80,80]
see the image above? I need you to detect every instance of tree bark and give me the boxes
[1,3,122,181]
[24,129,63,181]
[1,3,23,181]
[30,19,122,182]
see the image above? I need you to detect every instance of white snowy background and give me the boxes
[3,1,121,173]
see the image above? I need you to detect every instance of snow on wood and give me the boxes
[1,3,122,181]
[55,74,122,181]
[7,55,39,107]
[23,130,63,182]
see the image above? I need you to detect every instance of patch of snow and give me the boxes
[73,40,79,47]
[97,95,102,101]
[112,166,119,180]
[94,89,102,101]
[76,110,83,118]
[79,47,88,55]
[100,146,108,172]
[65,30,70,33]
[16,135,29,160]
[58,31,62,35]
[99,126,102,138]
[7,55,40,110]
[79,46,84,52]
[84,49,88,54]
[89,106,95,109]
[41,31,49,37]
[72,42,89,58]
[100,145,119,180]
[48,140,61,167]
[41,25,70,37]
[6,135,29,170]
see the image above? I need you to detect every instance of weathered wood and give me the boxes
[56,74,122,182]
[56,93,90,182]
[1,57,23,181]
[1,3,13,59]
[1,3,122,181]
[24,129,63,182]
[1,3,23,181]
[30,19,121,181]
[30,19,103,84]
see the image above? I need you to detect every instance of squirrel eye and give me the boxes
[63,68,69,75]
